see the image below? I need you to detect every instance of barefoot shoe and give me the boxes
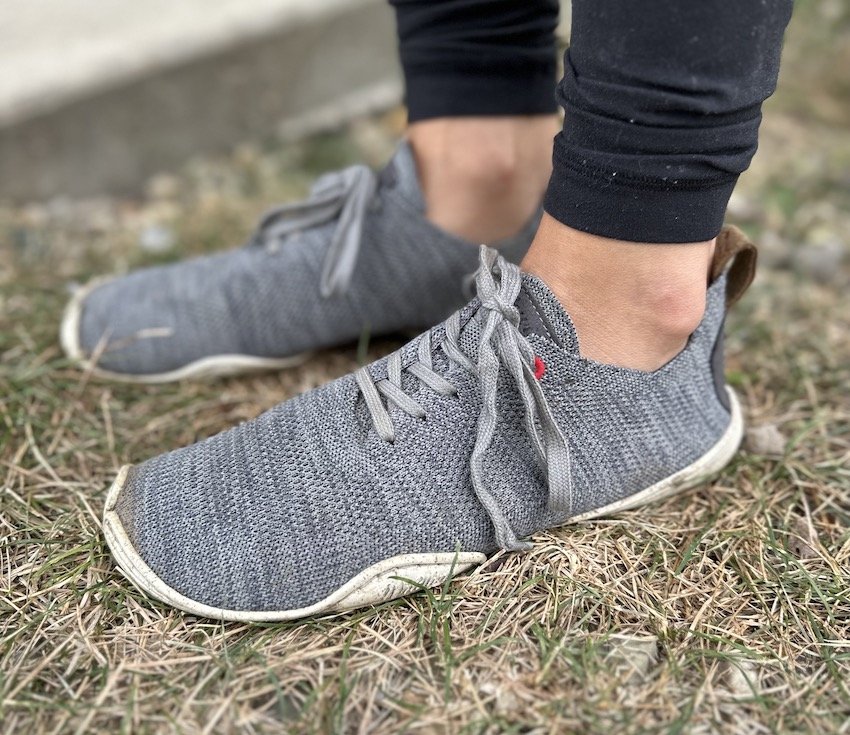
[103,229,755,621]
[62,143,538,382]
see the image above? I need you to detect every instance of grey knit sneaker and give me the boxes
[102,227,756,621]
[61,143,539,383]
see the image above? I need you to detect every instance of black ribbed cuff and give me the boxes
[544,142,738,243]
[404,62,558,122]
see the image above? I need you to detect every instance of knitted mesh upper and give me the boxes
[115,271,732,613]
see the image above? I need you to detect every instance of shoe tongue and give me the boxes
[378,141,426,212]
[515,273,580,354]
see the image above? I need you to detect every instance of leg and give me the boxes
[391,0,560,243]
[524,0,792,370]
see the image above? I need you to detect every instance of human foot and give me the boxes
[103,231,754,621]
[523,214,722,372]
[61,143,539,383]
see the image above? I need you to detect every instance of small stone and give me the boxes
[789,516,819,561]
[745,424,786,457]
[139,224,175,253]
[604,634,658,682]
[479,681,520,714]
[726,192,760,221]
[758,230,793,269]
[794,239,845,283]
[725,660,759,698]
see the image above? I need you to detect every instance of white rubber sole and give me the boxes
[102,387,743,622]
[60,276,310,384]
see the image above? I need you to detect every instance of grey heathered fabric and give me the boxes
[114,250,732,613]
[76,143,539,376]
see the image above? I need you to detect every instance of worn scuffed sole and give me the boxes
[60,276,311,384]
[102,387,743,622]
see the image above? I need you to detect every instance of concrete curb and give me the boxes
[0,0,401,201]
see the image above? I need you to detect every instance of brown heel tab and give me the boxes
[711,225,758,308]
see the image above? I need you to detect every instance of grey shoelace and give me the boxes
[356,246,574,551]
[250,165,378,297]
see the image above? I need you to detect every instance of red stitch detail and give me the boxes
[533,356,545,380]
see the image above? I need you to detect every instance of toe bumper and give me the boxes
[102,464,485,622]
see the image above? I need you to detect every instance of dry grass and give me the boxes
[2,6,850,733]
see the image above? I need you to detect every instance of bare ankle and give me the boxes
[408,116,558,243]
[523,214,714,372]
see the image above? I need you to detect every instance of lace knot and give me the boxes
[356,246,574,553]
[249,164,377,297]
[479,294,521,326]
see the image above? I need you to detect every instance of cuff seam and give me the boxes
[554,147,739,193]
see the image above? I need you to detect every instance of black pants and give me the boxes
[389,0,793,243]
